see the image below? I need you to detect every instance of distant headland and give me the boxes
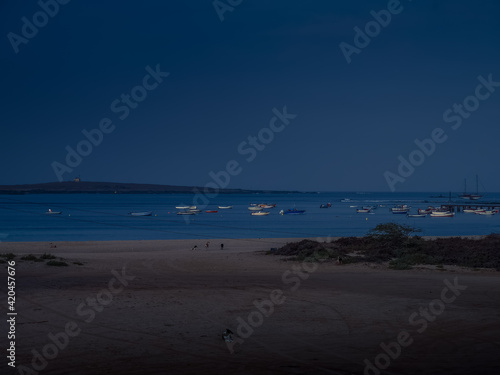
[0,180,294,195]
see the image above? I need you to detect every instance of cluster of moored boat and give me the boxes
[463,208,498,216]
[412,206,456,217]
[175,203,309,216]
[352,204,499,217]
[47,200,498,218]
[399,205,497,217]
[46,204,309,217]
[248,203,277,216]
[133,201,500,217]
[411,206,498,217]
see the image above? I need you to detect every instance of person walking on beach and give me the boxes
[205,241,210,249]
[220,243,224,250]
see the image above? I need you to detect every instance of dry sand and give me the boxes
[1,238,499,375]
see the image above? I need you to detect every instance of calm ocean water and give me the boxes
[0,192,499,242]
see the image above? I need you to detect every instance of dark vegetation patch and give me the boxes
[272,223,500,270]
[20,254,38,261]
[46,260,68,267]
[40,253,57,260]
[21,254,52,262]
[0,253,16,261]
[3,252,73,266]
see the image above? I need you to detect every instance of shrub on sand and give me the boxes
[47,260,68,267]
[41,253,57,260]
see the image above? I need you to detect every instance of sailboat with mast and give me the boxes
[459,175,483,200]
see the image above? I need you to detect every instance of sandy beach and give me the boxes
[2,238,500,375]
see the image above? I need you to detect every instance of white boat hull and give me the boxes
[430,212,455,217]
[475,210,495,215]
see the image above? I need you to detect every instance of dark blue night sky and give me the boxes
[1,0,499,192]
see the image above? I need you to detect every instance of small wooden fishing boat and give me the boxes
[356,208,371,213]
[391,205,410,214]
[129,211,153,216]
[251,211,270,216]
[205,210,218,213]
[320,203,332,208]
[475,210,495,215]
[218,206,233,209]
[248,206,263,211]
[259,204,276,209]
[407,213,427,218]
[177,211,195,215]
[431,209,452,215]
[430,212,455,217]
[280,208,306,215]
[46,209,62,215]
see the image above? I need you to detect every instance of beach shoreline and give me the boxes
[2,238,499,374]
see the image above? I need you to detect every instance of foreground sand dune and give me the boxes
[1,238,499,374]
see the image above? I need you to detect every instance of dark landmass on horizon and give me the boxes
[0,182,498,197]
[0,181,299,195]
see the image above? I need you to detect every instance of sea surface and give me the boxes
[0,192,499,242]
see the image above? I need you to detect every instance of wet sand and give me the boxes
[1,238,499,374]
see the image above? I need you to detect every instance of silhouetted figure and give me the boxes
[205,241,210,249]
[191,245,197,251]
[220,243,224,250]
[337,256,343,265]
[222,329,233,342]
